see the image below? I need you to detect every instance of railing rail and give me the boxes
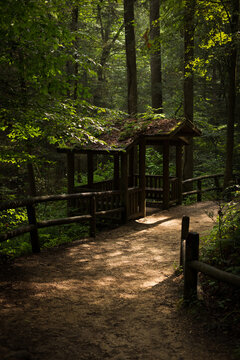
[181,217,240,301]
[0,190,124,253]
[182,173,223,201]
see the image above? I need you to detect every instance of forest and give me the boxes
[0,0,239,193]
[0,0,240,357]
[0,0,240,264]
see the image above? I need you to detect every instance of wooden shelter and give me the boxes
[58,118,201,221]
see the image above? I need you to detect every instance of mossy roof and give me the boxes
[59,117,201,153]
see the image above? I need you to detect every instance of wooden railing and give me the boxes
[182,173,223,201]
[181,217,240,301]
[0,190,124,253]
[75,173,224,207]
[75,179,114,192]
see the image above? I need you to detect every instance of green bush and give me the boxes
[199,189,240,333]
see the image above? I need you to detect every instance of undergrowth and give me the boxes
[199,186,240,336]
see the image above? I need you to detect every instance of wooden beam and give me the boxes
[67,152,75,194]
[114,153,120,190]
[121,152,128,223]
[176,144,183,204]
[87,152,94,187]
[163,141,170,209]
[129,147,134,187]
[139,138,146,217]
[58,148,124,155]
[183,232,199,301]
[67,152,75,215]
[27,162,37,196]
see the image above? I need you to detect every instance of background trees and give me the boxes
[0,0,239,198]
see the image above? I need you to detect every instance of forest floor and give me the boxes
[0,201,238,360]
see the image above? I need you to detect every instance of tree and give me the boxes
[224,0,239,187]
[94,0,124,107]
[183,0,196,183]
[149,0,163,112]
[123,0,138,115]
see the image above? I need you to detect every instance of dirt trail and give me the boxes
[0,201,235,360]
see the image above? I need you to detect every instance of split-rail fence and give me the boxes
[0,173,224,254]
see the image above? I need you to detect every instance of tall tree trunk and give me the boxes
[150,0,163,113]
[224,0,239,187]
[94,1,124,107]
[66,6,79,100]
[183,0,196,185]
[124,0,138,115]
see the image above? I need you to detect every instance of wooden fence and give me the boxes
[181,216,240,301]
[75,173,224,206]
[182,173,223,201]
[0,173,226,255]
[0,190,124,254]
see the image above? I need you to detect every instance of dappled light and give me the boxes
[0,202,230,360]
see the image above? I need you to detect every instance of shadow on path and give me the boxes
[0,201,233,360]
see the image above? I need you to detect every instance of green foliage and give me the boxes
[0,208,28,233]
[199,189,240,332]
[146,148,163,175]
[201,190,240,271]
[0,235,32,258]
[0,200,89,258]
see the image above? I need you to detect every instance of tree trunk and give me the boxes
[224,0,239,187]
[94,2,124,107]
[183,0,195,185]
[124,0,138,115]
[66,6,79,100]
[150,0,163,113]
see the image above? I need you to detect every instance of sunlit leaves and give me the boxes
[200,31,232,50]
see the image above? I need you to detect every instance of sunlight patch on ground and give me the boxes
[30,280,83,296]
[136,216,169,225]
[140,275,168,289]
[161,219,180,227]
[119,293,137,299]
[95,276,116,286]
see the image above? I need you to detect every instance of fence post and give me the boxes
[197,180,202,202]
[180,216,189,267]
[90,196,96,237]
[183,231,199,301]
[26,204,40,253]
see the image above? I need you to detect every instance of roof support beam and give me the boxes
[114,153,120,190]
[163,141,170,209]
[176,144,183,205]
[139,138,146,217]
[121,152,129,223]
[67,152,75,215]
[87,153,94,188]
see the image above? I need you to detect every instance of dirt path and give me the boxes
[0,202,235,360]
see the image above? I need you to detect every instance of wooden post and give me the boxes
[121,152,128,223]
[184,231,199,301]
[180,215,190,267]
[67,152,75,215]
[163,141,170,209]
[197,179,202,202]
[87,152,94,188]
[90,196,96,237]
[26,204,40,253]
[139,138,146,217]
[176,144,183,205]
[129,147,135,187]
[113,153,120,190]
